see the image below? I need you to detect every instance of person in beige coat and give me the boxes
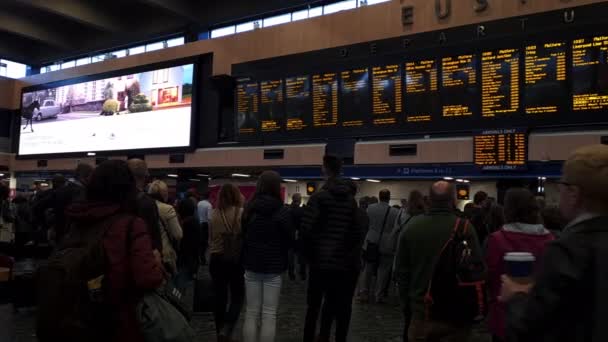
[148,180,183,275]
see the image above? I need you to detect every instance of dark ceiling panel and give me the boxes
[0,0,329,67]
[14,0,127,33]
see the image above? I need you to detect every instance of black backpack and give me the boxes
[424,217,487,324]
[36,215,127,342]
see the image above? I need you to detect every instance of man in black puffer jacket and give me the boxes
[301,155,366,342]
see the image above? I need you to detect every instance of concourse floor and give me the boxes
[12,273,490,342]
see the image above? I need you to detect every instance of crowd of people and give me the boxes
[0,144,607,342]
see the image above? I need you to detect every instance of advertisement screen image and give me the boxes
[18,63,194,156]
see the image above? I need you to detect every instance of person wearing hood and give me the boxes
[241,171,294,342]
[485,188,555,342]
[65,160,164,342]
[301,155,366,342]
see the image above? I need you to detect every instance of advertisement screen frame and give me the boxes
[15,56,203,159]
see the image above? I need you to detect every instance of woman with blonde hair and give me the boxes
[209,183,245,342]
[148,180,183,276]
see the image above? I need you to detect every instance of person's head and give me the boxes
[487,204,506,233]
[87,160,136,207]
[186,189,198,201]
[369,196,379,204]
[148,180,169,203]
[255,171,282,201]
[74,163,94,185]
[32,181,41,192]
[463,202,475,217]
[407,190,426,216]
[177,197,197,219]
[52,174,66,189]
[200,190,210,201]
[541,206,566,232]
[379,189,391,203]
[429,181,455,209]
[504,188,540,225]
[359,196,369,210]
[291,193,302,207]
[127,159,148,189]
[322,155,342,179]
[473,191,488,206]
[0,183,9,201]
[401,198,408,209]
[217,183,242,210]
[560,144,608,221]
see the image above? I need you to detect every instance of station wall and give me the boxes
[0,0,605,171]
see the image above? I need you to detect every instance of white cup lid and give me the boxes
[504,252,536,262]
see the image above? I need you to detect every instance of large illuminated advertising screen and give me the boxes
[18,63,194,156]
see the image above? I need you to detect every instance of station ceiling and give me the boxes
[0,0,315,66]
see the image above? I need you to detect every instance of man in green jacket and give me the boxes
[394,180,483,342]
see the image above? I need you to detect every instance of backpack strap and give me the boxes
[424,217,462,321]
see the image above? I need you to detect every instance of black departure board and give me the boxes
[481,49,520,117]
[340,68,369,127]
[572,36,608,111]
[312,73,339,127]
[236,81,259,134]
[441,54,477,117]
[372,64,402,125]
[405,59,439,122]
[259,79,284,132]
[525,42,567,114]
[474,128,527,170]
[285,76,311,131]
[234,21,608,144]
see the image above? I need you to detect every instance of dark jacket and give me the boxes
[506,216,608,342]
[289,204,305,236]
[66,202,164,342]
[394,207,483,319]
[301,178,365,272]
[242,195,294,274]
[135,191,163,252]
[31,182,86,243]
[178,216,202,273]
[470,206,488,244]
[54,181,87,242]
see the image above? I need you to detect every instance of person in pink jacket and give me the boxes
[485,188,555,342]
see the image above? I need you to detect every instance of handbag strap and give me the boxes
[220,209,236,234]
[378,206,392,241]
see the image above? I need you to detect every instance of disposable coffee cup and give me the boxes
[504,252,535,284]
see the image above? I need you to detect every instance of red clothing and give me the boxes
[67,203,164,342]
[485,227,554,339]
